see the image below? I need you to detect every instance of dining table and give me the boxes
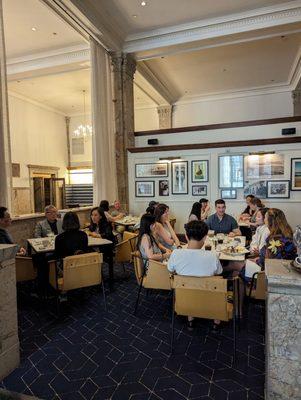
[27,235,115,290]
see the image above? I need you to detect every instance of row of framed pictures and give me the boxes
[135,180,208,197]
[220,180,291,200]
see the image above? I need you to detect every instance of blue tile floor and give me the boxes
[1,264,265,400]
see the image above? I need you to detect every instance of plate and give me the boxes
[221,248,249,256]
[291,260,301,273]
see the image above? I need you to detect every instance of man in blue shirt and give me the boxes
[206,199,241,237]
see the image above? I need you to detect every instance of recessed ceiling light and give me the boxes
[53,32,57,35]
[132,14,137,18]
[270,79,275,82]
[31,27,37,31]
[141,1,147,6]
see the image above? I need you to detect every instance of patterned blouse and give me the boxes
[259,234,297,268]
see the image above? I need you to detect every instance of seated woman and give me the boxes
[248,197,265,231]
[154,204,180,250]
[249,207,270,255]
[88,207,116,243]
[55,212,88,259]
[137,214,170,262]
[188,202,202,222]
[239,194,255,222]
[99,200,124,223]
[199,198,210,220]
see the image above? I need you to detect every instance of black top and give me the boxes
[48,220,58,235]
[242,206,255,216]
[89,221,116,244]
[55,230,88,259]
[0,228,13,244]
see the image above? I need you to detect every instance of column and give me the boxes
[111,52,136,211]
[292,89,301,116]
[0,0,12,209]
[157,105,173,129]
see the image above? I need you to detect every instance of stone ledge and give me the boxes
[0,389,40,399]
[0,343,20,382]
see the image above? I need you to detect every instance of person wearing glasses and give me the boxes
[34,205,63,238]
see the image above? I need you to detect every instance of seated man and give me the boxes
[168,220,222,329]
[0,207,26,255]
[206,199,241,237]
[34,205,63,238]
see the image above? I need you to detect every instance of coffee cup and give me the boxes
[295,256,301,265]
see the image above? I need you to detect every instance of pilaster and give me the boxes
[292,89,301,116]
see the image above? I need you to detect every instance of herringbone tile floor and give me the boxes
[1,264,265,400]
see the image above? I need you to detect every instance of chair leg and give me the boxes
[101,281,107,312]
[134,278,144,315]
[233,280,237,364]
[171,290,175,354]
[56,294,61,317]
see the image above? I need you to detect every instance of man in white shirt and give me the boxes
[168,220,222,277]
[168,220,222,330]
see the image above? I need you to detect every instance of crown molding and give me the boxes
[124,1,301,53]
[289,45,301,88]
[8,90,66,116]
[6,45,90,79]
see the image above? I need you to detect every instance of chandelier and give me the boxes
[73,90,92,138]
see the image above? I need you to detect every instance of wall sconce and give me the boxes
[159,156,183,162]
[248,151,275,156]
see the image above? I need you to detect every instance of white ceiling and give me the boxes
[3,0,85,59]
[109,0,288,36]
[8,69,91,115]
[141,32,301,99]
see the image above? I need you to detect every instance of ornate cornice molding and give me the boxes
[124,1,301,53]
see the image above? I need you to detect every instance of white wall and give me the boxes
[8,94,68,187]
[134,91,293,131]
[129,121,301,233]
[69,114,93,167]
[134,106,159,131]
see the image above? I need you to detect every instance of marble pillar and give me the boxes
[111,53,136,211]
[0,244,20,380]
[157,105,173,129]
[292,89,301,116]
[0,0,12,209]
[265,259,301,399]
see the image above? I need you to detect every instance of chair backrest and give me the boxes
[15,256,36,282]
[253,271,266,300]
[144,260,171,290]
[115,233,138,263]
[132,251,145,284]
[172,275,231,322]
[63,252,103,291]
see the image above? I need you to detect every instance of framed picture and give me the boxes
[219,155,244,188]
[135,163,168,178]
[244,180,267,199]
[159,180,169,196]
[221,189,237,199]
[267,180,290,199]
[171,161,188,194]
[246,153,284,179]
[291,158,301,191]
[135,181,155,197]
[191,160,209,182]
[192,185,207,196]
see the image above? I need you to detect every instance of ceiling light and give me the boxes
[52,32,57,35]
[132,14,137,18]
[31,27,37,31]
[73,90,92,138]
[159,157,183,162]
[141,1,147,6]
[249,151,275,156]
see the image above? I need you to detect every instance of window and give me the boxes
[219,155,244,188]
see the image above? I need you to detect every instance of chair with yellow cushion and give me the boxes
[15,256,37,282]
[170,275,239,359]
[248,271,266,300]
[132,251,171,314]
[49,252,106,313]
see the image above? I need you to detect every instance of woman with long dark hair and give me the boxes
[154,204,180,250]
[137,214,170,262]
[188,202,202,222]
[88,207,116,243]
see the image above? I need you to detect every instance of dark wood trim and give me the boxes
[128,136,301,153]
[134,116,301,136]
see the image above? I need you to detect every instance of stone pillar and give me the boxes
[157,105,173,129]
[65,116,71,172]
[111,52,136,211]
[0,0,12,209]
[0,244,19,380]
[292,89,301,116]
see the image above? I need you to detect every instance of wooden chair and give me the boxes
[115,232,138,274]
[49,252,106,313]
[248,271,266,300]
[132,251,171,314]
[15,256,37,282]
[170,275,239,359]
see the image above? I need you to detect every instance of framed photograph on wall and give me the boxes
[159,180,169,196]
[135,163,168,178]
[191,160,209,182]
[246,153,284,179]
[291,158,301,191]
[244,180,267,198]
[267,180,290,199]
[221,189,237,199]
[171,161,188,194]
[192,185,207,196]
[135,181,155,197]
[219,155,244,188]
